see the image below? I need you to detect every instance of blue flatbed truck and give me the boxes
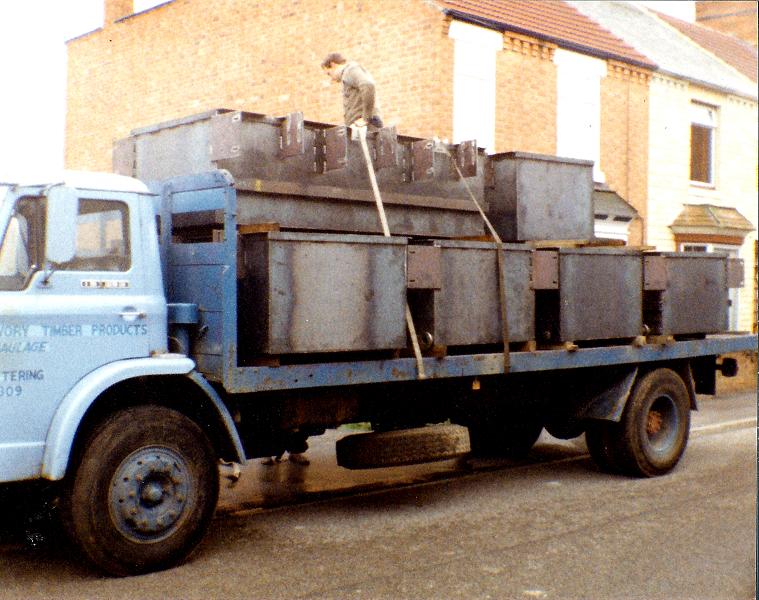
[0,164,755,575]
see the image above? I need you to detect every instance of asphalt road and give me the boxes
[0,391,755,599]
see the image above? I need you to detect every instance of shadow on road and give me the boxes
[0,433,590,578]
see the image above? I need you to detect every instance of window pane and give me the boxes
[0,197,45,290]
[690,124,712,183]
[60,200,130,271]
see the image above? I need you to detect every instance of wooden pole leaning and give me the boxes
[444,144,510,374]
[357,126,427,380]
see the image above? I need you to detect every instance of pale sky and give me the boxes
[0,0,696,181]
[0,0,101,180]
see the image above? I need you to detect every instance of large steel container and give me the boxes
[407,241,533,346]
[238,231,407,355]
[485,152,594,242]
[643,253,729,335]
[115,109,487,238]
[534,248,643,342]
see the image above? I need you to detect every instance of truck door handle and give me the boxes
[119,309,147,321]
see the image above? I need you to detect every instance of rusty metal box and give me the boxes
[238,232,407,355]
[115,109,488,239]
[485,152,594,242]
[408,241,534,346]
[643,253,729,335]
[535,248,643,342]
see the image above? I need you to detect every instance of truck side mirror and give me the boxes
[45,185,78,264]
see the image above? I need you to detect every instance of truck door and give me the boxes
[0,188,163,482]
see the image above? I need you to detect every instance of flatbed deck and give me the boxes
[223,333,757,393]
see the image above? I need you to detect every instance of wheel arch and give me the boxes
[582,360,698,424]
[42,357,245,480]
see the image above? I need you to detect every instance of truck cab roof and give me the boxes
[0,171,151,195]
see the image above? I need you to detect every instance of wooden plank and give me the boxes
[238,223,280,235]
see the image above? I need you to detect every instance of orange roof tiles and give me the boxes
[437,0,656,69]
[654,11,758,82]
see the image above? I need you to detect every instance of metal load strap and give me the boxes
[443,143,510,373]
[357,126,427,380]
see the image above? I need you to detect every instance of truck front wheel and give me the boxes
[61,405,219,576]
[612,368,690,477]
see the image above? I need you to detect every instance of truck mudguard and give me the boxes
[41,356,245,480]
[580,363,698,423]
[581,367,638,422]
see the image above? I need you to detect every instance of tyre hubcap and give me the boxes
[109,446,191,543]
[645,395,678,454]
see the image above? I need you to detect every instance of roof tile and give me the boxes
[437,0,656,68]
[654,10,758,82]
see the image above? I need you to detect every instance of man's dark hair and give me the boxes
[321,52,346,69]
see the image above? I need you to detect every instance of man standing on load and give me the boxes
[321,52,384,130]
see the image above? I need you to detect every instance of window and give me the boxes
[0,197,45,291]
[60,200,130,272]
[681,244,708,252]
[554,49,606,182]
[449,21,501,152]
[690,103,717,185]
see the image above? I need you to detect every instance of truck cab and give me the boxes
[0,173,168,482]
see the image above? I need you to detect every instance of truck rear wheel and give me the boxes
[613,368,690,477]
[61,405,219,576]
[585,420,622,474]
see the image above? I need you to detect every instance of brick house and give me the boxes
[66,0,653,244]
[696,0,758,48]
[571,1,757,333]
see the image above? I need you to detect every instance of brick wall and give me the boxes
[66,0,454,171]
[66,0,649,198]
[495,32,556,155]
[646,73,758,332]
[600,62,651,246]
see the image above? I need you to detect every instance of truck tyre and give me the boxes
[468,416,543,458]
[584,420,622,474]
[544,419,585,441]
[336,424,470,469]
[614,368,690,477]
[61,405,219,576]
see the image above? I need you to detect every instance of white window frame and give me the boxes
[689,102,717,187]
[594,215,632,243]
[449,21,501,152]
[554,49,606,183]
